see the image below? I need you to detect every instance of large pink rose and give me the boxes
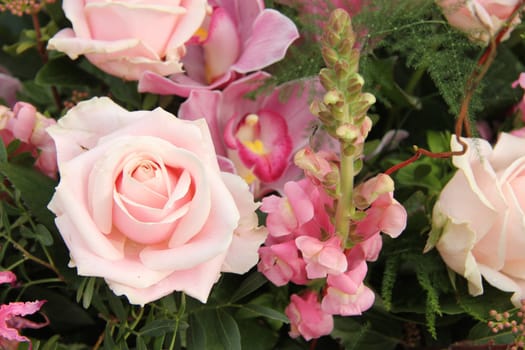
[436,0,521,43]
[47,97,266,305]
[433,133,525,306]
[47,0,208,80]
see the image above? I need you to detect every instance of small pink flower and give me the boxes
[258,240,308,286]
[178,72,321,197]
[285,291,334,341]
[355,193,407,240]
[0,102,57,178]
[261,179,334,243]
[261,181,315,239]
[295,236,347,279]
[0,272,48,349]
[321,249,375,316]
[138,0,299,97]
[0,272,16,286]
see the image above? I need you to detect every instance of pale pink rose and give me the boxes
[47,0,208,80]
[436,0,522,43]
[257,240,308,286]
[138,0,299,97]
[178,72,322,197]
[285,291,334,341]
[433,133,525,306]
[0,102,57,178]
[47,97,265,305]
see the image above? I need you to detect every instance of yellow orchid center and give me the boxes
[194,27,208,42]
[236,114,268,155]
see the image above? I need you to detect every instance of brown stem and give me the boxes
[31,12,62,110]
[385,2,525,175]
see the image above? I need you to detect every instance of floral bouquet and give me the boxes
[1,0,525,349]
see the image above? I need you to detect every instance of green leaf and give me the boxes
[135,337,147,350]
[229,272,267,303]
[138,319,176,337]
[35,223,54,246]
[35,57,97,87]
[332,316,400,350]
[238,303,289,323]
[0,162,57,229]
[187,314,206,350]
[82,277,96,309]
[0,140,7,163]
[215,310,241,350]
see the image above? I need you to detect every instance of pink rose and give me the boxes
[0,102,57,178]
[47,97,266,305]
[433,133,525,306]
[436,0,522,43]
[47,0,208,80]
[285,291,334,341]
[138,0,299,97]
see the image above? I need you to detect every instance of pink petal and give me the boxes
[232,9,299,73]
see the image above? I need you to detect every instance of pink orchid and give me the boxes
[0,272,48,349]
[321,248,375,316]
[138,0,299,97]
[295,236,347,279]
[285,291,334,341]
[178,72,321,197]
[0,102,57,178]
[258,240,308,286]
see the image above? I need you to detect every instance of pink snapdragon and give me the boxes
[178,72,321,197]
[321,253,375,316]
[0,102,57,178]
[354,174,407,240]
[285,291,334,341]
[0,271,48,349]
[295,236,347,279]
[258,172,406,340]
[139,0,299,97]
[258,240,308,286]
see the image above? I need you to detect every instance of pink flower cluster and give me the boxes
[0,271,48,349]
[258,173,406,340]
[0,102,57,178]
